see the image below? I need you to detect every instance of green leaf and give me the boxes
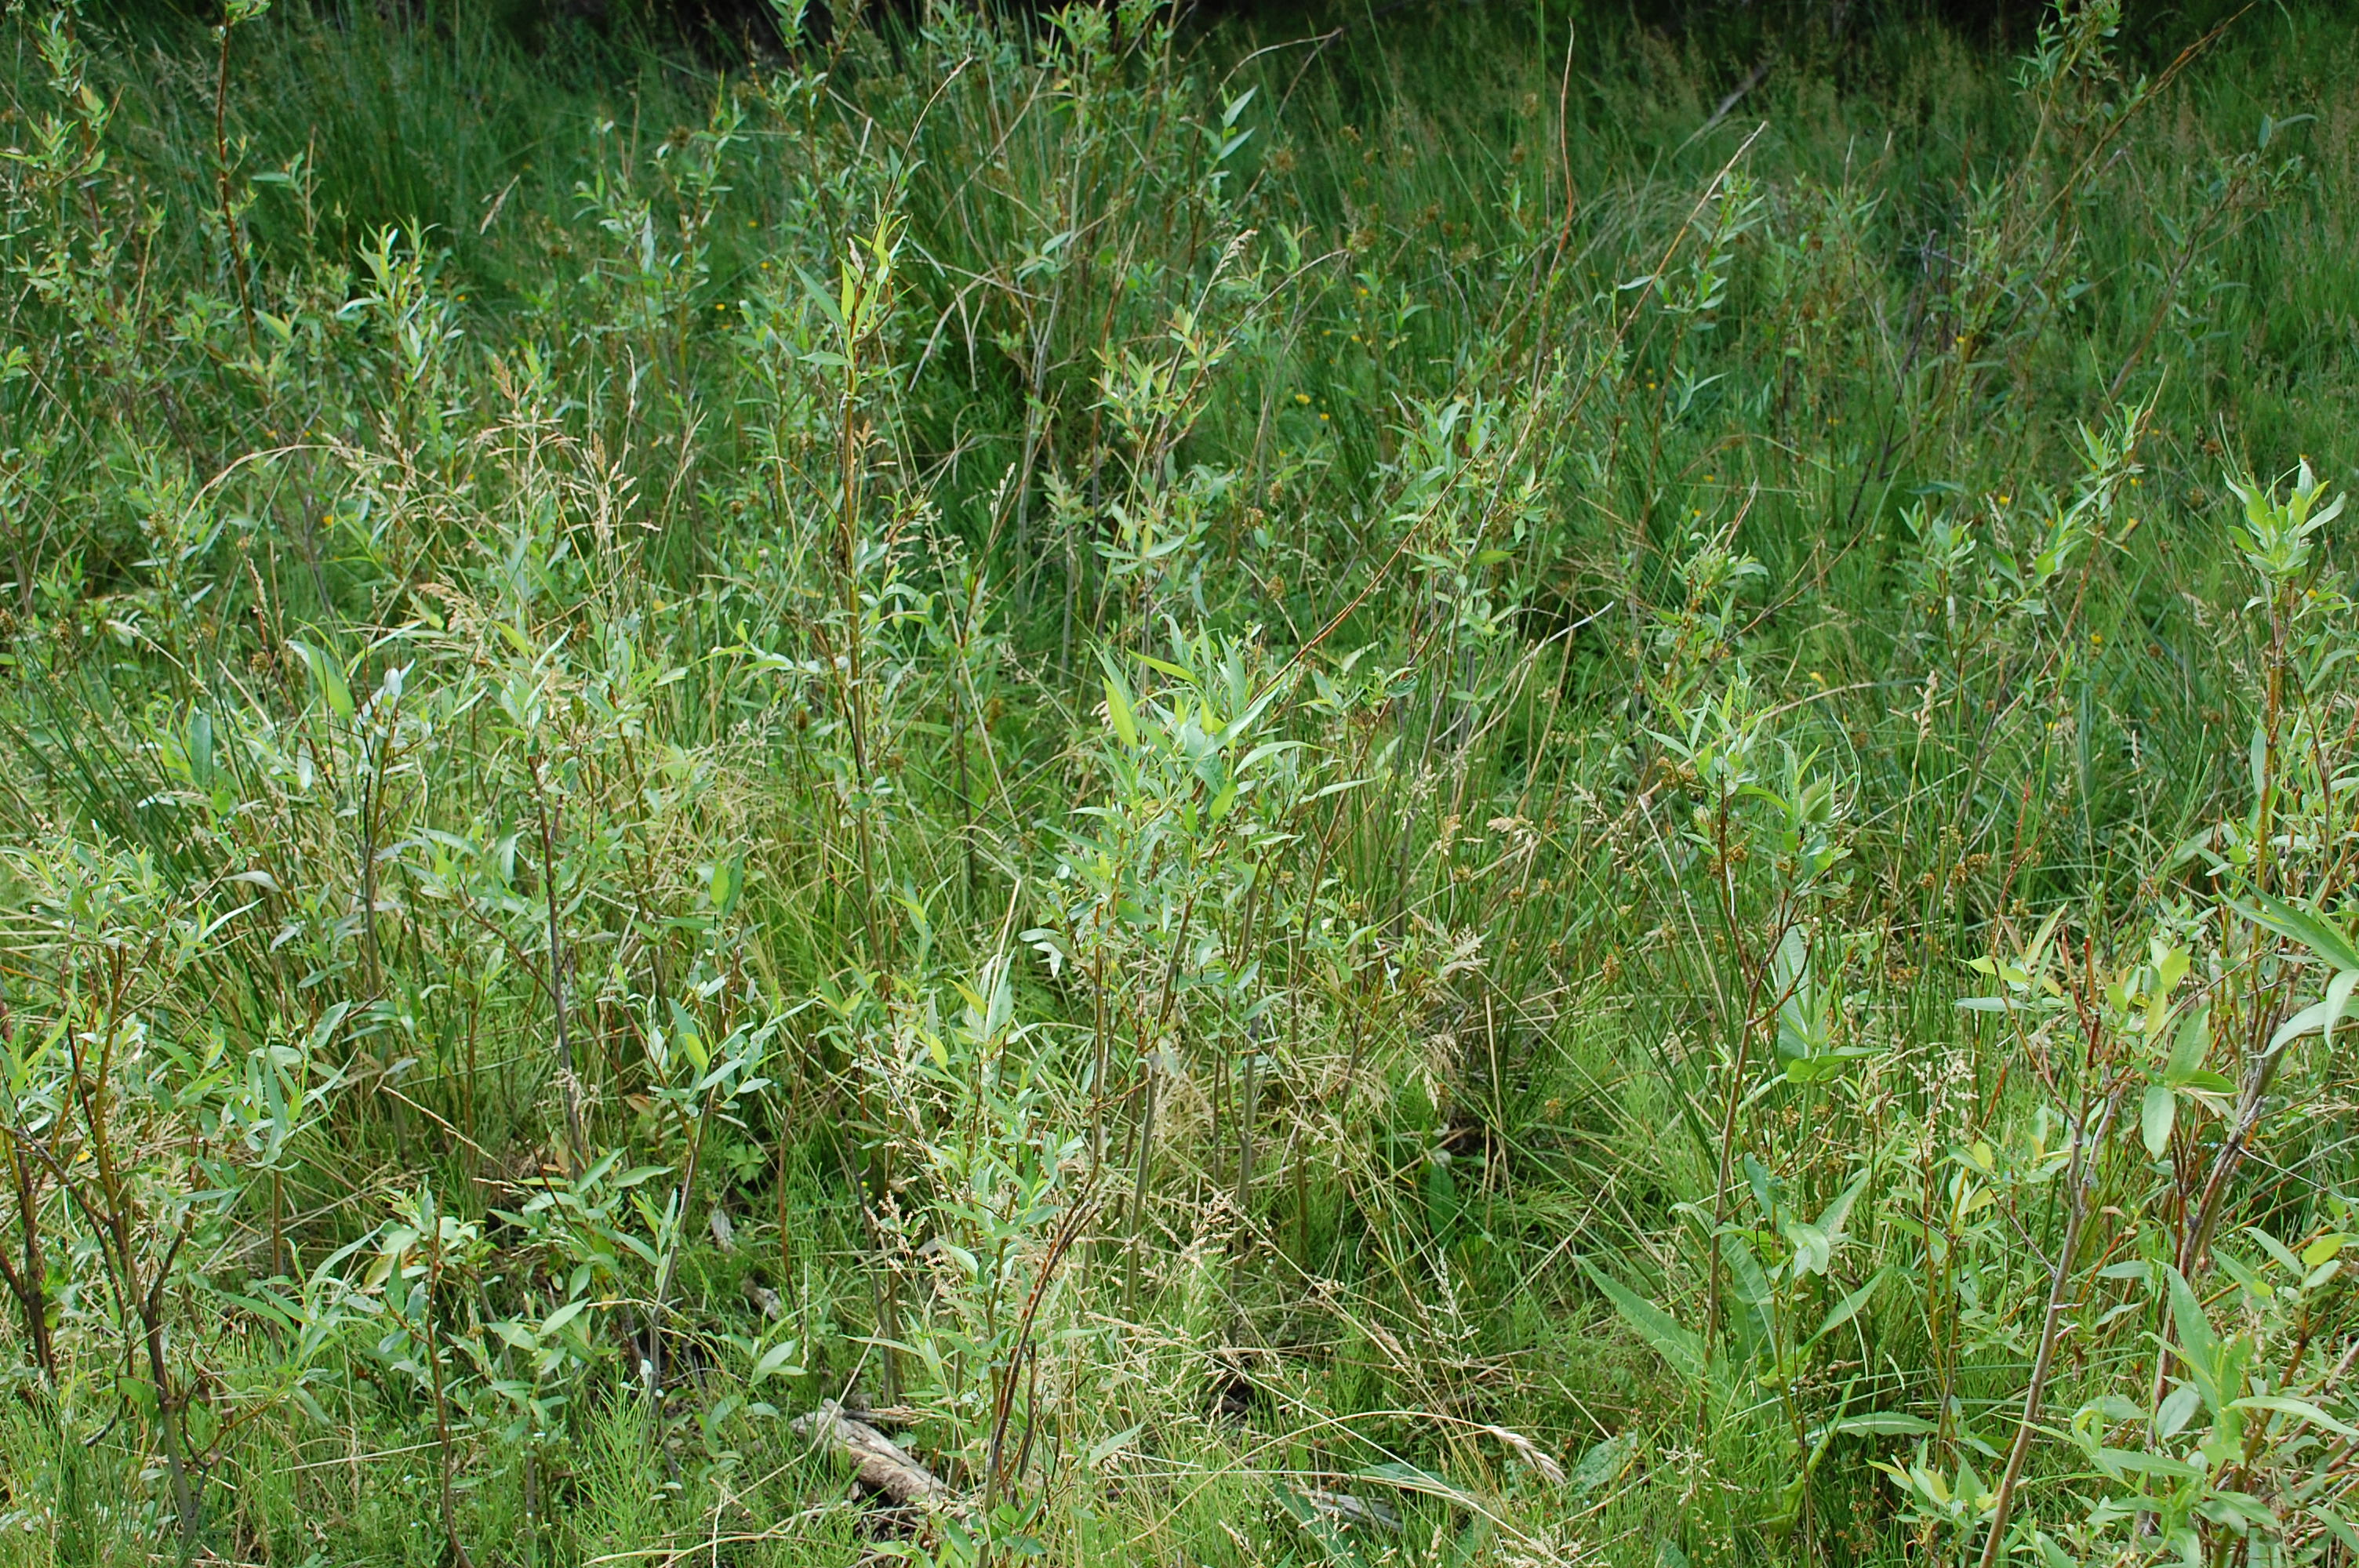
[2321,966,2357,1051]
[188,709,214,788]
[1136,652,1195,683]
[2215,1247,2274,1301]
[1565,1433,1634,1497]
[2267,973,2359,1055]
[1784,1221,1833,1278]
[2141,1083,2178,1159]
[710,858,744,918]
[2093,1447,2204,1480]
[2311,1504,2359,1555]
[1102,674,1139,749]
[1580,1258,1703,1381]
[2234,890,2359,973]
[1086,1423,1144,1468]
[2232,1396,2359,1438]
[306,1000,354,1055]
[1353,1461,1474,1506]
[751,1338,805,1382]
[2165,1008,2211,1083]
[1816,1412,1939,1439]
[1808,1272,1884,1348]
[2163,1266,2222,1406]
[2244,1226,2304,1274]
[289,639,355,722]
[1815,1167,1871,1243]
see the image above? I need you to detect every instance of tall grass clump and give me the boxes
[2,0,2359,1562]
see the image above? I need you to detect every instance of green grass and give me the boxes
[2,0,2359,1563]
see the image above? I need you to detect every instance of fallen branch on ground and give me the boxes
[791,1401,952,1508]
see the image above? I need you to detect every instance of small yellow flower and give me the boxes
[1295,393,1310,405]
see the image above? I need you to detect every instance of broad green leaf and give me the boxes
[1087,1423,1145,1468]
[188,709,214,787]
[2234,890,2359,973]
[1565,1433,1634,1497]
[1136,652,1195,682]
[2244,1226,2304,1274]
[2141,1083,2177,1159]
[2233,1396,2359,1438]
[751,1338,805,1382]
[2163,1266,2221,1407]
[2311,1504,2359,1555]
[2157,1381,2202,1439]
[1103,673,1139,748]
[1580,1258,1703,1381]
[2165,1007,2210,1083]
[2321,965,2357,1051]
[1814,1168,1871,1243]
[1353,1461,1473,1506]
[2094,1447,2204,1480]
[1784,1221,1832,1278]
[710,858,744,918]
[289,639,355,722]
[2269,981,2359,1055]
[1808,1271,1884,1348]
[2215,1247,2274,1301]
[1816,1412,1939,1438]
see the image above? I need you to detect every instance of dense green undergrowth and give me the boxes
[2,0,2358,1562]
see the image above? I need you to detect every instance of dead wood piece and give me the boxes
[791,1400,951,1508]
[1296,1488,1401,1531]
